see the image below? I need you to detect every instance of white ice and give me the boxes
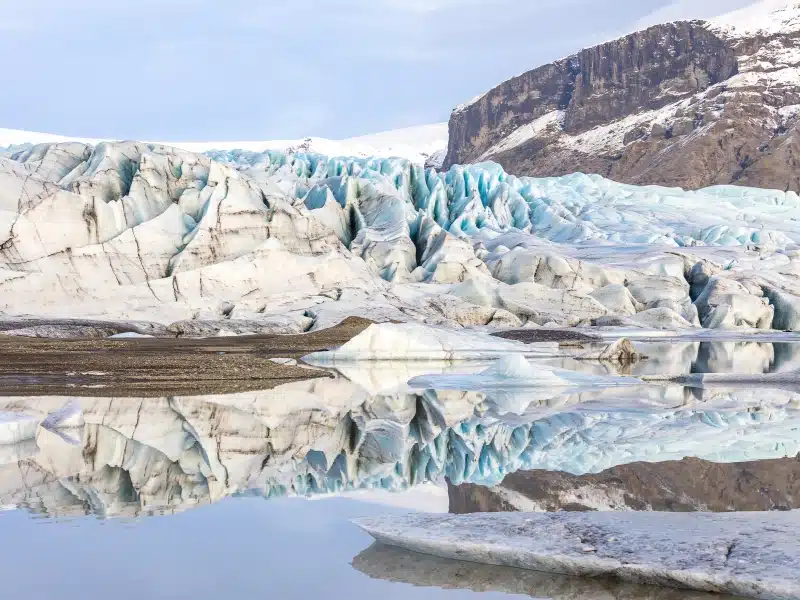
[354,511,800,600]
[302,323,558,363]
[408,354,641,389]
[3,136,800,334]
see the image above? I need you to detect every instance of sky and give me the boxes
[0,0,760,141]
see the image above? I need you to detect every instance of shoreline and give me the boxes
[0,317,374,396]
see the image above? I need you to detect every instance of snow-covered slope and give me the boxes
[444,1,800,192]
[0,122,449,166]
[713,0,800,37]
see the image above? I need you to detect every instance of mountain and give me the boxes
[0,122,449,167]
[443,1,800,191]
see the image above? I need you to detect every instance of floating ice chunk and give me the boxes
[408,355,641,390]
[302,323,558,363]
[40,400,84,431]
[354,511,800,600]
[0,413,39,445]
[108,332,155,339]
[269,357,298,366]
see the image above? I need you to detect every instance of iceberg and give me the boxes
[0,413,39,445]
[302,322,559,363]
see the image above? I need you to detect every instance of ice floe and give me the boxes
[354,510,800,600]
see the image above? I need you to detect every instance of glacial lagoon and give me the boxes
[1,340,799,600]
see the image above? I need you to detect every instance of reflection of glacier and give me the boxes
[1,371,799,518]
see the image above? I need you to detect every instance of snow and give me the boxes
[711,0,800,38]
[0,128,101,149]
[0,122,449,165]
[477,110,565,160]
[354,511,800,600]
[453,92,490,115]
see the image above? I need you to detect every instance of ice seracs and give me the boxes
[4,135,800,334]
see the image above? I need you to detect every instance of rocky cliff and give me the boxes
[444,2,800,191]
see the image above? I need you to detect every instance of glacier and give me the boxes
[3,137,800,334]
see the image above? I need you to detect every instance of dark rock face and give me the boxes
[444,22,737,168]
[448,455,800,514]
[443,15,800,191]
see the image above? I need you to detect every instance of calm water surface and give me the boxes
[1,341,797,600]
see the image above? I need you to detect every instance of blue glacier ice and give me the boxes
[5,139,800,331]
[209,149,800,251]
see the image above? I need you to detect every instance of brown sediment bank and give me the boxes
[492,329,602,344]
[0,316,374,397]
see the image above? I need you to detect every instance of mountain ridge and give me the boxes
[443,1,800,191]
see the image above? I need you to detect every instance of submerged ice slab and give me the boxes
[354,511,800,600]
[408,354,641,390]
[353,542,735,600]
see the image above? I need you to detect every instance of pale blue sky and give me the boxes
[0,0,757,141]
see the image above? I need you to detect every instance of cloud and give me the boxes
[632,0,760,29]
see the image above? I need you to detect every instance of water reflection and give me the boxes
[1,367,799,518]
[550,341,800,377]
[353,543,739,600]
[448,455,800,514]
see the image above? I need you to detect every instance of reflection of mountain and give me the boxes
[449,456,800,514]
[1,373,799,518]
[353,543,735,600]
